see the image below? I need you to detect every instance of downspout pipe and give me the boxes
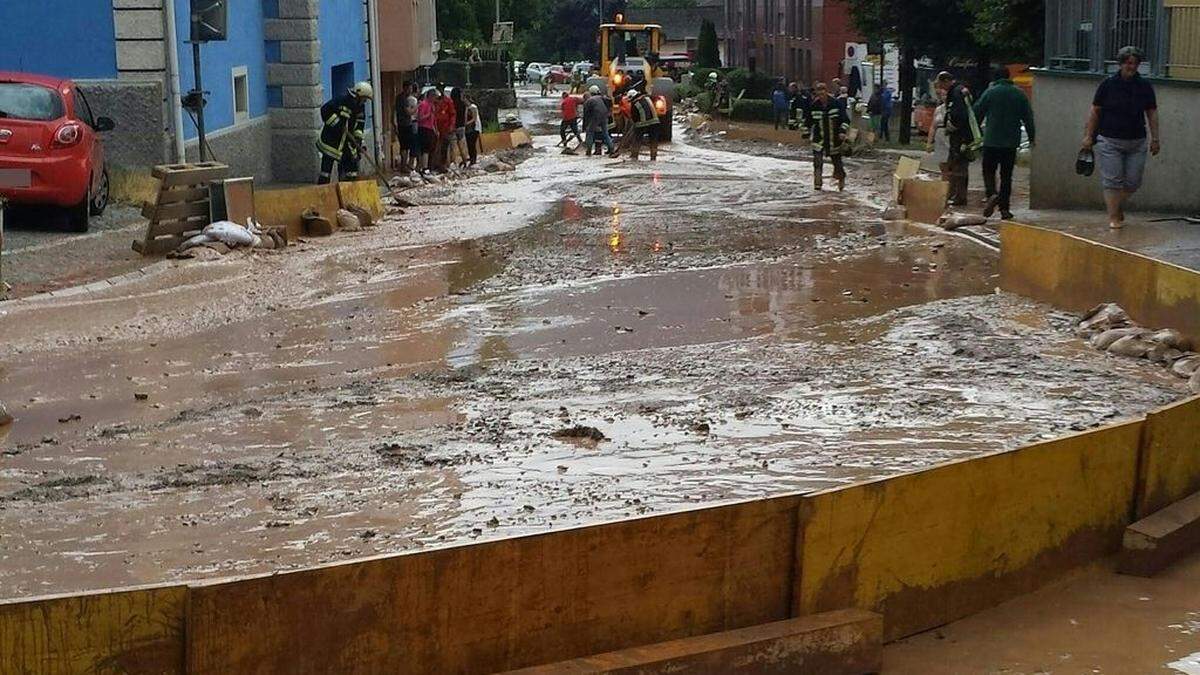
[163,0,187,162]
[367,0,385,169]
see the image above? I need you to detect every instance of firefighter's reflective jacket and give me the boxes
[806,97,850,155]
[316,93,366,159]
[632,95,659,129]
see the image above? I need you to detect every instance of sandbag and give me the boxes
[1077,302,1131,336]
[203,220,260,248]
[1149,328,1191,351]
[1091,327,1145,350]
[336,208,362,232]
[1108,335,1154,358]
[1173,354,1200,379]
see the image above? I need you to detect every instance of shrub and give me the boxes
[673,82,701,101]
[730,98,775,122]
[696,19,722,68]
[726,68,776,99]
[695,91,716,114]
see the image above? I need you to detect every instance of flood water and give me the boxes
[0,96,1188,599]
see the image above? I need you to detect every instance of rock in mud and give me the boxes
[1173,354,1200,379]
[1077,302,1130,337]
[1091,327,1145,350]
[938,213,988,230]
[1108,335,1155,359]
[552,425,607,442]
[1191,368,1200,394]
[0,401,12,426]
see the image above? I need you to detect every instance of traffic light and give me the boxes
[190,0,227,42]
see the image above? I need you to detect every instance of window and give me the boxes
[74,88,96,128]
[0,83,64,121]
[231,66,249,123]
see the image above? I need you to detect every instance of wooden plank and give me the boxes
[153,162,229,188]
[138,235,188,255]
[336,179,383,221]
[146,199,210,222]
[503,610,882,675]
[146,218,207,237]
[0,585,186,674]
[157,186,210,206]
[185,495,801,673]
[1120,489,1200,577]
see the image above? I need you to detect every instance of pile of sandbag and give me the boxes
[176,218,285,254]
[1077,303,1200,393]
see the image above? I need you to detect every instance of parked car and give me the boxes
[525,63,551,83]
[572,62,595,77]
[0,71,114,232]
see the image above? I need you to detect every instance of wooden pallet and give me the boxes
[133,162,230,255]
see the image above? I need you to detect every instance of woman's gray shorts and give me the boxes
[1095,135,1148,191]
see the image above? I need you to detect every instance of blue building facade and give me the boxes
[0,0,374,182]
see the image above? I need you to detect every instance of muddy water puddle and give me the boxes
[0,128,1190,598]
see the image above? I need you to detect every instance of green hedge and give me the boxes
[726,68,776,100]
[673,82,701,101]
[730,98,775,122]
[695,91,716,114]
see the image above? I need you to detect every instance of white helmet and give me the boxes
[589,85,601,95]
[708,72,718,81]
[351,81,374,99]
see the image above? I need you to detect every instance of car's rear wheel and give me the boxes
[90,169,109,216]
[67,186,90,233]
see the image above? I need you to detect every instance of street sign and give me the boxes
[492,21,514,44]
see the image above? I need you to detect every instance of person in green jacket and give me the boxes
[974,69,1035,220]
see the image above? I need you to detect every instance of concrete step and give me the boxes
[1119,490,1200,577]
[501,608,882,675]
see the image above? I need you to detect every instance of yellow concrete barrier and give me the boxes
[0,585,186,674]
[253,184,341,240]
[1000,222,1200,344]
[336,179,384,222]
[1136,395,1200,519]
[184,495,801,673]
[793,420,1144,641]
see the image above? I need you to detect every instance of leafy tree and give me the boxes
[965,0,1043,64]
[437,0,482,42]
[696,18,721,68]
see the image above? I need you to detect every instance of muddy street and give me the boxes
[0,90,1188,598]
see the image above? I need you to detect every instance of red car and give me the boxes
[0,71,115,231]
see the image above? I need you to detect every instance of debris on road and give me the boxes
[0,401,12,426]
[1077,302,1199,391]
[552,425,607,442]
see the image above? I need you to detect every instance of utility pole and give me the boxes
[191,42,207,161]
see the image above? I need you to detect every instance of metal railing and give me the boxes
[1044,0,1183,76]
[1166,1,1200,79]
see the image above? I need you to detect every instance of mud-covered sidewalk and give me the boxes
[0,90,1189,598]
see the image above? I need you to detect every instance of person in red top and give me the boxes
[557,92,583,148]
[435,85,458,171]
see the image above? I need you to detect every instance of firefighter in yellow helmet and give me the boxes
[316,81,373,184]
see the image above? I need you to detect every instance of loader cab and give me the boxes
[598,20,663,82]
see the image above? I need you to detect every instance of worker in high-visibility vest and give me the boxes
[316,81,373,184]
[806,81,851,191]
[626,87,660,162]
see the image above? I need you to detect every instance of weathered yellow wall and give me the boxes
[336,179,385,221]
[0,585,185,674]
[1000,222,1200,344]
[1136,395,1200,518]
[185,495,801,673]
[793,420,1144,641]
[253,184,341,240]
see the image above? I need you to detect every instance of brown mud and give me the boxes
[0,90,1187,598]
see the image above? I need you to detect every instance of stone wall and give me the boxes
[77,79,168,169]
[184,116,274,182]
[1031,70,1200,213]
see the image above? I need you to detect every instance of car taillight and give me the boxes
[53,123,81,148]
[654,97,667,113]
